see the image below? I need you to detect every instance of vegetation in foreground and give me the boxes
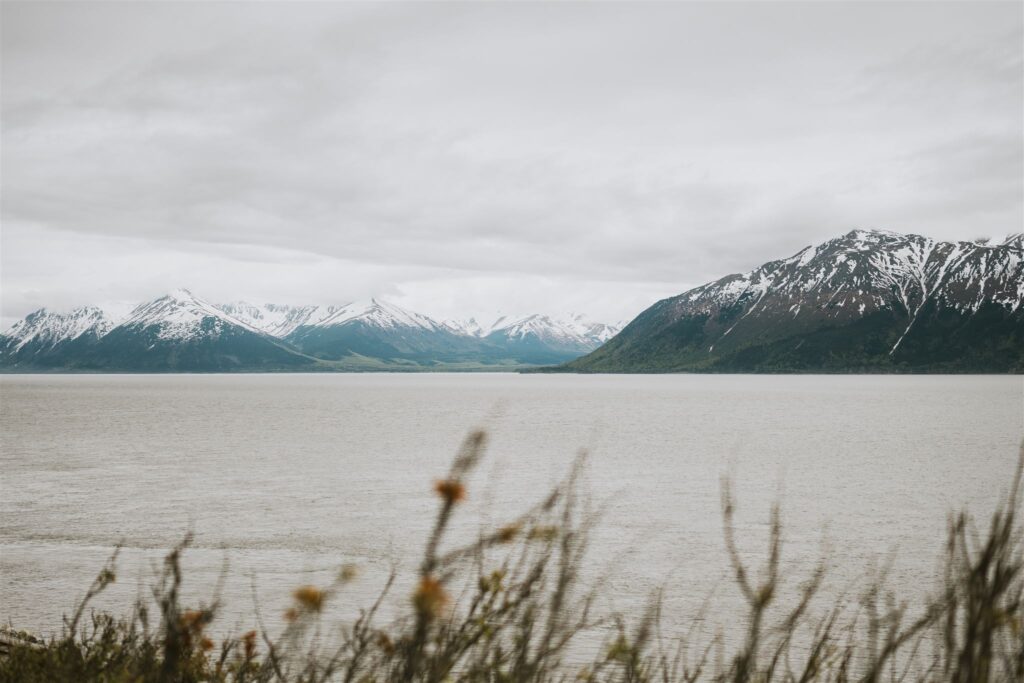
[2,434,1022,682]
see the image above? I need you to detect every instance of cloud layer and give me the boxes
[2,2,1021,327]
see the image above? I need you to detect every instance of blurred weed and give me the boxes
[1,436,1020,682]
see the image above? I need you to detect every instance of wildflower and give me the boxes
[497,524,519,543]
[284,608,299,623]
[179,610,206,632]
[242,630,258,659]
[413,576,449,618]
[200,636,214,652]
[434,479,466,504]
[293,585,325,612]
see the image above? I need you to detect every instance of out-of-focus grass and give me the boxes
[1,433,1021,682]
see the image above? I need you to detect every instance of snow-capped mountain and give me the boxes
[91,289,314,371]
[222,300,454,337]
[436,313,624,364]
[0,290,622,371]
[310,299,448,332]
[235,298,622,365]
[117,289,265,340]
[216,302,327,338]
[484,314,622,353]
[664,229,1022,326]
[2,306,115,352]
[567,229,1024,373]
[283,298,486,363]
[0,290,315,371]
[4,231,1016,373]
[442,317,490,337]
[445,314,621,346]
[442,314,519,338]
[569,315,622,345]
[0,306,117,366]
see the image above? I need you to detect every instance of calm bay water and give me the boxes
[1,373,1021,641]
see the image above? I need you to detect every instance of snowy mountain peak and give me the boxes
[486,313,622,349]
[2,306,115,352]
[216,301,326,338]
[442,317,481,337]
[441,312,622,348]
[569,228,1024,373]
[166,288,198,302]
[218,299,441,336]
[312,298,444,331]
[118,290,264,340]
[3,289,622,364]
[651,228,1023,361]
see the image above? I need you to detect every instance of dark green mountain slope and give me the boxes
[88,317,313,372]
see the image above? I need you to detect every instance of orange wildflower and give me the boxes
[242,630,258,659]
[293,585,325,612]
[413,576,449,618]
[179,610,206,632]
[434,479,466,504]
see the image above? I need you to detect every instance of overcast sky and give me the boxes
[2,1,1021,328]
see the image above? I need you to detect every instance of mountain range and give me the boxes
[4,229,1021,374]
[561,229,1023,373]
[0,292,620,372]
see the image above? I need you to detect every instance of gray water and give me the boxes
[1,373,1021,643]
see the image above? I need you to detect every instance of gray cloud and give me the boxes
[2,1,1021,327]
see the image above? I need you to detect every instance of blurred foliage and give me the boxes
[1,433,1021,682]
